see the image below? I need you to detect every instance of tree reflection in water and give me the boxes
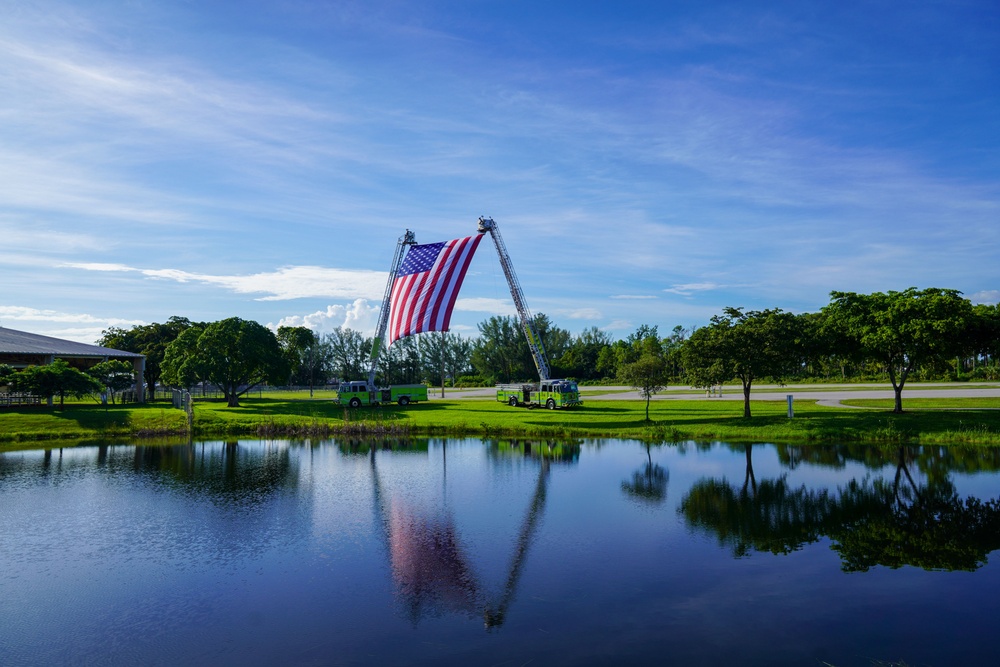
[680,444,1000,571]
[369,441,557,629]
[622,442,668,506]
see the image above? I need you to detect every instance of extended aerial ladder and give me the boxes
[476,217,581,409]
[367,229,418,391]
[336,229,427,408]
[476,217,551,381]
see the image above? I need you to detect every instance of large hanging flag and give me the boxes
[388,235,484,344]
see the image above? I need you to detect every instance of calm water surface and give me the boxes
[2,439,1000,666]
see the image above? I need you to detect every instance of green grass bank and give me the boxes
[2,395,1000,449]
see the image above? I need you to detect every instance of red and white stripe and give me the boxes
[388,235,483,344]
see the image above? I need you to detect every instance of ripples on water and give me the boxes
[2,439,1000,666]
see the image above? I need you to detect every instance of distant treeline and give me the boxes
[96,288,998,408]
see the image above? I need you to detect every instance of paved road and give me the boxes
[432,382,1000,408]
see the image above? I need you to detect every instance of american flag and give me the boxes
[388,235,484,344]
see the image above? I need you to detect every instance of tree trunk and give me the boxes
[742,381,752,418]
[645,394,651,421]
[742,443,756,494]
[888,364,908,414]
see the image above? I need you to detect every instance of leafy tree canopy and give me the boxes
[162,318,287,406]
[682,307,803,418]
[14,359,103,407]
[822,287,974,412]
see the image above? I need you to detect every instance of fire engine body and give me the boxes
[477,217,582,410]
[336,230,430,408]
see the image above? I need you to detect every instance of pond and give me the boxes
[2,439,1000,666]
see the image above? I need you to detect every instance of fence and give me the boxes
[0,393,42,408]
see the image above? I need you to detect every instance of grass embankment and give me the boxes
[2,396,1000,448]
[0,404,188,445]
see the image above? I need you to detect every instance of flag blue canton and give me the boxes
[398,243,444,276]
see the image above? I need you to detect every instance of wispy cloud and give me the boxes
[0,305,143,327]
[554,308,603,320]
[62,263,385,301]
[663,283,725,296]
[610,295,658,300]
[453,297,515,315]
[970,290,1000,305]
[0,306,146,343]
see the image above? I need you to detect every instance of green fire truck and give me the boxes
[337,380,428,407]
[496,380,582,409]
[476,217,582,410]
[336,229,430,408]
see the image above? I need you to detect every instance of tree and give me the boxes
[324,327,371,382]
[0,363,15,387]
[99,316,192,400]
[162,318,287,406]
[161,325,207,391]
[558,326,612,381]
[663,325,690,381]
[472,315,527,383]
[822,288,974,413]
[379,334,422,385]
[86,359,136,404]
[682,307,803,418]
[418,332,473,394]
[618,353,668,421]
[970,303,1000,380]
[15,359,103,407]
[276,326,321,387]
[596,325,660,381]
[621,443,668,505]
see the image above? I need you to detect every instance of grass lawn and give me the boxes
[843,397,1000,409]
[3,396,1000,448]
[0,403,189,444]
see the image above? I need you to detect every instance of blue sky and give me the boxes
[2,0,998,343]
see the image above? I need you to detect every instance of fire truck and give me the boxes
[336,230,429,407]
[476,217,582,410]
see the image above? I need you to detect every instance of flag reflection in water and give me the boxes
[370,442,554,629]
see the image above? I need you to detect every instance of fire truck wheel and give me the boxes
[547,398,556,410]
[398,396,410,406]
[509,396,518,407]
[349,397,361,408]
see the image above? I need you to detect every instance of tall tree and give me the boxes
[970,303,1000,380]
[162,318,287,406]
[276,326,319,386]
[99,316,192,399]
[822,288,974,413]
[682,307,803,418]
[324,327,371,382]
[472,315,527,383]
[418,332,473,392]
[161,325,207,391]
[379,335,422,385]
[558,326,612,381]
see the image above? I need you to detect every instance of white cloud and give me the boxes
[63,263,386,301]
[663,282,724,296]
[603,319,632,331]
[610,295,658,300]
[454,297,515,315]
[970,290,1000,305]
[555,308,603,320]
[272,299,380,336]
[0,306,146,343]
[0,305,144,327]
